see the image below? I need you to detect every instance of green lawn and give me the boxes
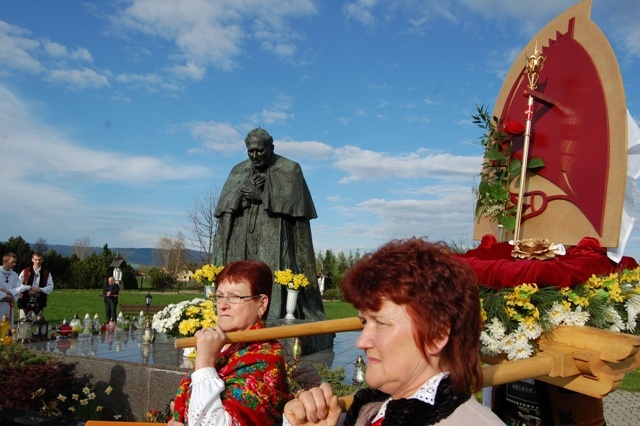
[44,289,197,324]
[42,290,357,325]
[36,290,639,393]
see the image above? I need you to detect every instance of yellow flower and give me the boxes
[68,407,76,413]
[178,318,200,335]
[193,264,224,285]
[274,269,295,286]
[82,387,91,395]
[87,392,96,400]
[274,269,310,290]
[57,394,67,402]
[185,306,200,317]
[95,406,103,412]
[80,399,89,406]
[71,394,79,401]
[105,386,113,395]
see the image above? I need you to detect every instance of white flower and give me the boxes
[480,331,502,356]
[152,298,207,336]
[507,339,535,360]
[486,318,506,339]
[562,306,590,326]
[546,302,568,326]
[517,321,543,340]
[624,294,640,332]
[501,333,517,353]
[604,306,625,332]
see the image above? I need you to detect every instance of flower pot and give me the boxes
[285,289,299,320]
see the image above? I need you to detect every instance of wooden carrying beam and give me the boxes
[174,317,364,349]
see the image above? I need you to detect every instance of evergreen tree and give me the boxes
[0,236,32,272]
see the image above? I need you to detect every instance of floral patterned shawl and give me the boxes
[173,322,292,425]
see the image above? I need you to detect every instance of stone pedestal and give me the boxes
[268,318,334,356]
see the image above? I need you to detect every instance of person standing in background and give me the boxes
[1,253,28,324]
[103,276,120,321]
[18,252,54,318]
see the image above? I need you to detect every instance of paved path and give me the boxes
[603,390,640,426]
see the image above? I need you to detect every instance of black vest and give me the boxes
[18,267,49,310]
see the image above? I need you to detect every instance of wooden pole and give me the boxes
[174,317,364,349]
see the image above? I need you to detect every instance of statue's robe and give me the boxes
[213,154,325,321]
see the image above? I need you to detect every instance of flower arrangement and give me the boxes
[480,268,640,360]
[151,298,217,338]
[472,105,545,232]
[274,269,310,291]
[192,264,224,295]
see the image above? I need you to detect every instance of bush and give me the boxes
[323,287,343,301]
[0,344,76,412]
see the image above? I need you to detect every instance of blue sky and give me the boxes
[1,0,639,259]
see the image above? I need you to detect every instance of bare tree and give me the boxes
[182,187,220,264]
[153,234,187,278]
[73,236,92,260]
[32,237,48,254]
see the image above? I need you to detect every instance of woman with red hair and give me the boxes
[284,238,503,425]
[169,260,291,426]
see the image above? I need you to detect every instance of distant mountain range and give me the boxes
[46,244,203,268]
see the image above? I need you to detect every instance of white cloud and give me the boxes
[344,0,378,27]
[115,0,317,73]
[0,83,213,247]
[275,140,333,160]
[44,67,110,89]
[1,82,209,191]
[188,121,244,154]
[334,145,481,182]
[0,20,43,73]
[42,40,93,61]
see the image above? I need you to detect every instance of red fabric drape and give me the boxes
[455,236,638,289]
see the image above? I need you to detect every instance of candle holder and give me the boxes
[352,355,366,385]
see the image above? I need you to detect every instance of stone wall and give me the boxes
[48,352,185,422]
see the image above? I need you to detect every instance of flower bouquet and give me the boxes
[151,298,217,339]
[274,269,310,291]
[192,264,224,296]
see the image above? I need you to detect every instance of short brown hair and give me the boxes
[340,238,483,392]
[2,252,17,263]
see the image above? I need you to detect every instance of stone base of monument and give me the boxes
[268,318,335,356]
[0,408,84,425]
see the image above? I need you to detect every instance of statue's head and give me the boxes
[245,128,275,171]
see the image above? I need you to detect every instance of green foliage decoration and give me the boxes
[472,105,545,232]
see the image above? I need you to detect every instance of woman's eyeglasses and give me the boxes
[215,294,264,304]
